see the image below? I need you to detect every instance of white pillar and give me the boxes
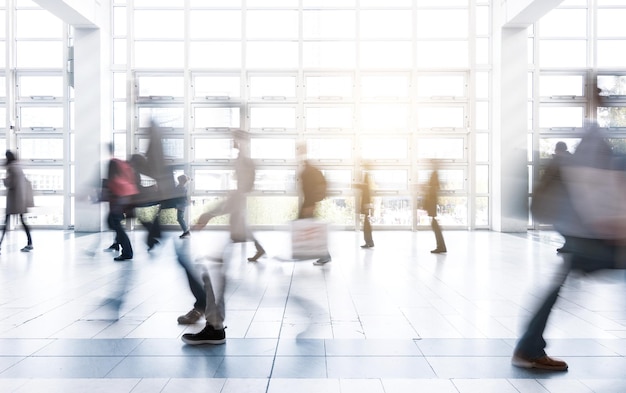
[493,27,528,232]
[73,27,108,232]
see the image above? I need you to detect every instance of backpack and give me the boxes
[108,158,139,197]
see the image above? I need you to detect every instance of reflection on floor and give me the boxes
[0,228,624,392]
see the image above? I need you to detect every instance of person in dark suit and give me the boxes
[0,150,34,252]
[425,160,446,254]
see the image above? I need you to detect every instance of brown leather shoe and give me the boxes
[512,353,568,371]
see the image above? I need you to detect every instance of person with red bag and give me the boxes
[105,143,138,261]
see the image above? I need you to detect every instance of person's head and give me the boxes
[5,150,16,165]
[232,129,250,157]
[555,141,568,154]
[177,174,189,185]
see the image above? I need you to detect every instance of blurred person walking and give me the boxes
[425,160,447,254]
[297,144,331,265]
[0,150,34,252]
[105,143,138,261]
[354,164,374,248]
[176,174,191,239]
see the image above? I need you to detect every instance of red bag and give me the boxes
[108,158,139,197]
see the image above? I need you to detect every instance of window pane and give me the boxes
[256,169,296,191]
[190,42,241,68]
[113,6,126,36]
[17,41,63,68]
[360,10,412,39]
[607,138,626,154]
[305,106,353,130]
[476,73,489,99]
[19,138,63,160]
[194,75,241,99]
[597,9,626,37]
[18,75,63,98]
[306,138,353,160]
[134,10,184,39]
[249,196,299,225]
[135,42,184,68]
[19,107,63,128]
[29,195,63,225]
[476,165,489,193]
[416,107,465,129]
[369,169,408,190]
[416,10,468,38]
[194,107,240,129]
[249,76,296,99]
[361,138,408,160]
[539,137,580,159]
[416,75,465,98]
[476,133,489,161]
[317,196,356,225]
[539,106,584,128]
[303,10,355,39]
[476,37,490,64]
[137,75,184,98]
[251,138,295,160]
[375,196,412,226]
[138,107,184,128]
[475,101,489,130]
[597,75,626,96]
[361,75,409,99]
[539,40,587,68]
[417,196,467,226]
[190,10,241,39]
[16,9,63,38]
[247,42,298,68]
[360,104,408,130]
[539,9,587,37]
[476,6,489,35]
[598,107,626,128]
[137,136,184,159]
[539,75,584,97]
[114,102,126,130]
[0,11,6,39]
[360,42,412,68]
[475,196,489,226]
[194,138,235,160]
[416,41,468,68]
[113,73,127,99]
[303,42,356,68]
[305,75,353,100]
[597,40,626,68]
[113,39,127,65]
[25,168,63,191]
[416,138,465,160]
[324,169,352,189]
[250,107,296,130]
[194,169,235,191]
[247,10,298,39]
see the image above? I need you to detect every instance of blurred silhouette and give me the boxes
[105,143,138,261]
[0,150,34,253]
[181,131,264,344]
[532,141,574,253]
[514,89,626,372]
[297,144,331,265]
[354,163,374,248]
[176,174,191,239]
[424,160,446,254]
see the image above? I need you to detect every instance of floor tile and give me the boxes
[270,356,327,378]
[0,356,124,378]
[326,356,435,379]
[105,356,222,378]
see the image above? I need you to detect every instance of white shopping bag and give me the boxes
[291,218,328,260]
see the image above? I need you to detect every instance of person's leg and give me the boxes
[513,260,570,370]
[109,204,133,259]
[177,208,189,236]
[363,211,374,247]
[19,214,32,251]
[175,240,207,324]
[430,217,447,253]
[0,214,10,247]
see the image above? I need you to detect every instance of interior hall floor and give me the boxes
[0,227,624,393]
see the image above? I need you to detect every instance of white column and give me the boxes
[73,27,109,232]
[493,27,528,232]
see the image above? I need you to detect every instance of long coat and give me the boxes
[424,171,440,218]
[4,161,33,215]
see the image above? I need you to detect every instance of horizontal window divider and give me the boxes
[430,96,459,100]
[260,128,287,132]
[29,159,58,163]
[204,127,231,132]
[374,159,401,163]
[548,127,577,131]
[41,190,58,194]
[30,96,56,100]
[319,159,343,163]
[261,96,287,100]
[374,191,400,195]
[317,96,343,100]
[311,128,343,132]
[260,190,287,194]
[549,95,577,100]
[261,159,287,163]
[204,96,231,100]
[29,127,57,131]
[204,159,230,163]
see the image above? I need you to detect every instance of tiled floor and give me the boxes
[0,227,624,392]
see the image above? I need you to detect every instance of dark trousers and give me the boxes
[363,211,374,246]
[107,200,133,258]
[431,217,446,250]
[0,214,32,246]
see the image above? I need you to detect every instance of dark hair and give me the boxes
[5,150,16,165]
[555,141,568,153]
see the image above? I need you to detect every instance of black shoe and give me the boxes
[114,255,132,261]
[313,255,332,265]
[147,239,160,251]
[181,324,226,345]
[360,244,374,249]
[179,231,190,239]
[247,249,266,262]
[21,245,33,252]
[430,248,447,254]
[104,243,120,252]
